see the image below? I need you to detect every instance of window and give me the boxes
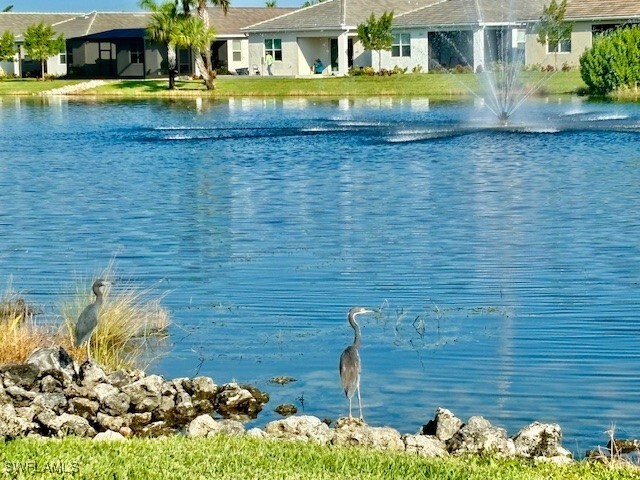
[59,50,66,64]
[547,37,571,54]
[131,41,144,64]
[264,38,282,61]
[232,40,242,62]
[392,33,411,57]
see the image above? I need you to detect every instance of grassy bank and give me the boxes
[1,435,637,480]
[0,70,585,98]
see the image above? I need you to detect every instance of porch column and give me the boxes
[337,31,348,76]
[473,27,485,73]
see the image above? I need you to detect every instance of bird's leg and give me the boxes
[357,385,364,421]
[87,335,92,362]
[348,397,352,418]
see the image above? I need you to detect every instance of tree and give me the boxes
[181,0,230,90]
[265,0,276,7]
[580,26,640,96]
[356,11,394,73]
[0,31,15,63]
[536,0,573,70]
[2,5,13,12]
[140,0,181,89]
[141,0,216,90]
[23,22,65,80]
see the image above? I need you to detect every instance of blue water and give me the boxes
[1,95,640,455]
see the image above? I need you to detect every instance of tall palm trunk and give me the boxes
[196,2,214,89]
[168,42,177,89]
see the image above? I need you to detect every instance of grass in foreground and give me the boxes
[0,435,638,480]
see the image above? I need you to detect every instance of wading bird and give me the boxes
[339,306,374,419]
[74,279,109,360]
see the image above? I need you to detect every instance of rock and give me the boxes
[447,416,515,456]
[403,434,448,457]
[141,421,176,438]
[207,419,245,437]
[190,376,218,401]
[0,363,40,389]
[15,406,37,423]
[96,413,129,432]
[26,347,77,383]
[128,412,153,432]
[39,375,64,393]
[0,403,36,438]
[101,392,131,417]
[512,422,572,459]
[332,418,404,451]
[39,412,96,438]
[264,415,333,444]
[5,385,37,407]
[68,397,100,420]
[246,427,267,438]
[186,415,245,438]
[0,386,10,405]
[421,408,464,442]
[107,370,135,388]
[80,361,108,387]
[215,383,267,420]
[186,414,218,438]
[33,393,67,414]
[121,375,163,413]
[174,391,197,423]
[94,429,126,441]
[93,383,119,402]
[63,383,98,401]
[275,404,297,417]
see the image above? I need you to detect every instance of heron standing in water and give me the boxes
[74,279,109,360]
[339,306,374,419]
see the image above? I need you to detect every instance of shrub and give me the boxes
[412,64,423,73]
[580,26,640,95]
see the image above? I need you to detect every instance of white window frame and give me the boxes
[391,33,411,58]
[232,40,242,62]
[547,37,571,54]
[264,38,282,61]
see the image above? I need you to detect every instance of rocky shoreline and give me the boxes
[1,346,573,463]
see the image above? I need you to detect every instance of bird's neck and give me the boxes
[349,313,361,348]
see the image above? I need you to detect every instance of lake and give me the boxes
[1,95,640,455]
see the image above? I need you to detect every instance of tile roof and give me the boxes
[244,0,640,32]
[564,0,640,21]
[0,7,296,40]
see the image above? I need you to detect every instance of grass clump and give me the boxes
[1,435,639,480]
[0,284,50,365]
[60,267,170,371]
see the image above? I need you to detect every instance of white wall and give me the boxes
[379,29,428,72]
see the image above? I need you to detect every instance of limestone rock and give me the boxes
[69,397,100,419]
[421,408,464,442]
[101,392,131,417]
[121,375,163,413]
[186,414,218,438]
[215,382,267,419]
[246,427,267,438]
[264,415,333,444]
[94,429,126,441]
[0,363,40,389]
[40,412,96,438]
[332,418,404,451]
[512,422,572,460]
[447,416,515,456]
[80,361,107,387]
[5,385,37,407]
[403,434,448,457]
[0,403,36,438]
[26,347,77,383]
[39,375,64,393]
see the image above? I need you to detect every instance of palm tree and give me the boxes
[181,0,230,90]
[140,0,180,89]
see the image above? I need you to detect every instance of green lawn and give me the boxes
[1,435,637,480]
[0,70,586,98]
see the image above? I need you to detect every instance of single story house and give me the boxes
[242,0,640,76]
[523,0,640,69]
[0,7,294,78]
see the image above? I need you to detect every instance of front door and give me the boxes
[98,42,116,77]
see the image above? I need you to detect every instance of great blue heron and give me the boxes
[339,306,374,419]
[74,279,109,359]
